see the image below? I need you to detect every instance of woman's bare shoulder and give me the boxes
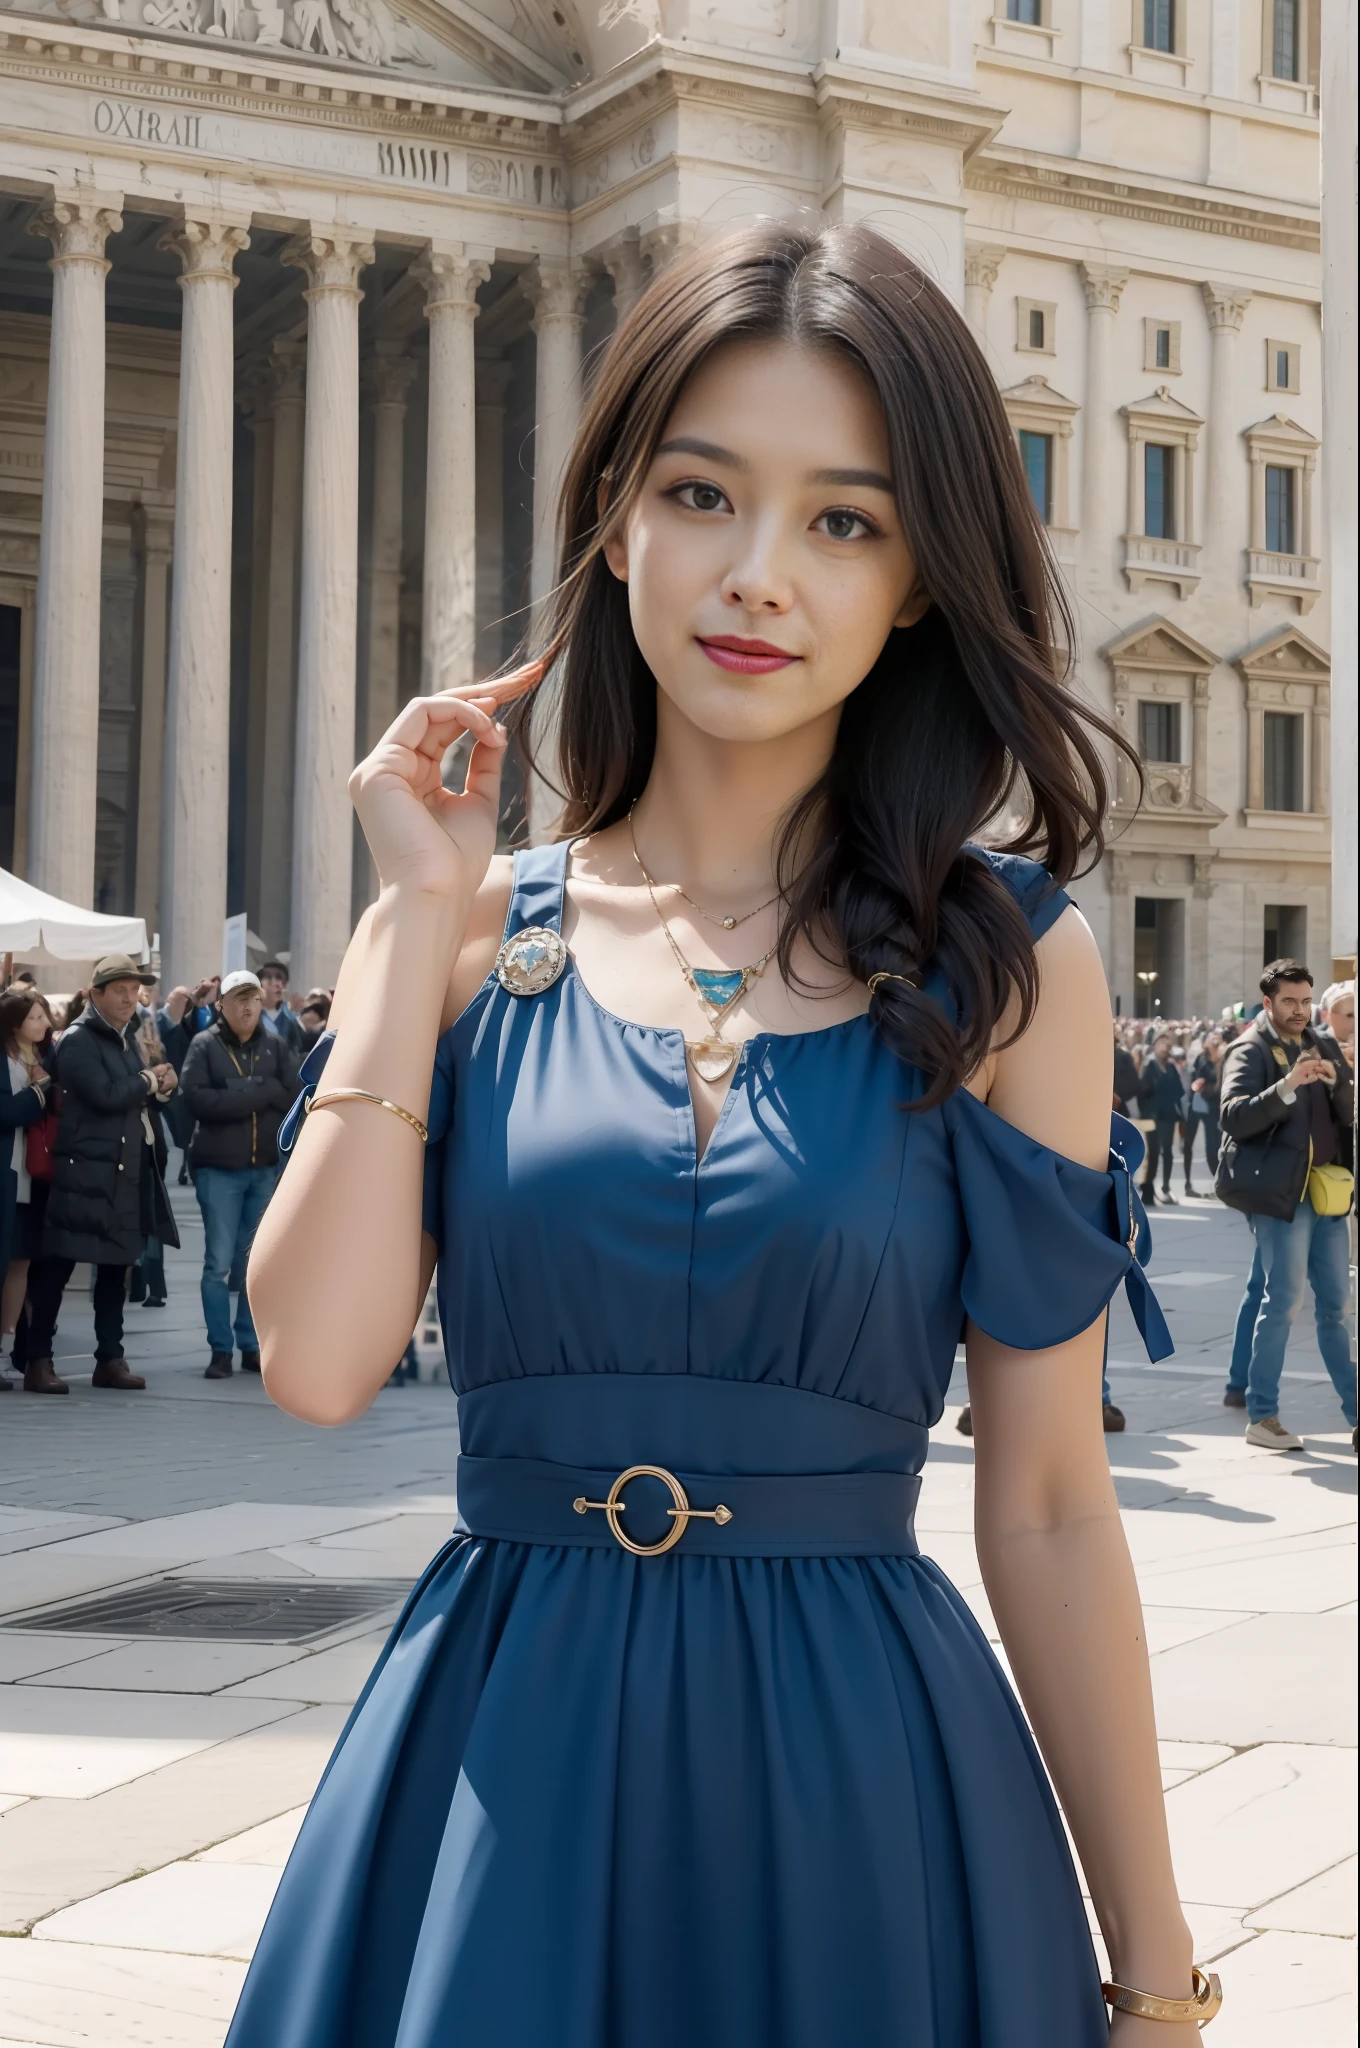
[441,855,514,1030]
[966,905,1112,1167]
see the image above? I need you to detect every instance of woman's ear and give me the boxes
[893,582,930,630]
[602,529,629,583]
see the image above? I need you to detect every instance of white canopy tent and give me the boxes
[0,868,148,976]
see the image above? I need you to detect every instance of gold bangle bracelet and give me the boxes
[1101,1966,1223,2026]
[304,1087,429,1145]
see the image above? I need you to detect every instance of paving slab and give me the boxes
[44,1503,393,1564]
[0,1937,246,2048]
[36,1861,281,1962]
[0,1705,346,1932]
[1248,1856,1357,1938]
[220,1631,386,1704]
[0,1637,128,1685]
[1207,1930,1357,2047]
[1150,1612,1357,1745]
[194,1805,306,1868]
[1163,1744,1357,1910]
[22,1640,311,1696]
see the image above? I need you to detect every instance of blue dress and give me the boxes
[227,842,1170,2048]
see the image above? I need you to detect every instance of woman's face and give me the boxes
[603,338,928,750]
[20,1002,47,1046]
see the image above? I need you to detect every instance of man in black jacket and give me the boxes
[1136,1033,1184,1204]
[25,955,180,1394]
[179,970,300,1381]
[1217,958,1356,1451]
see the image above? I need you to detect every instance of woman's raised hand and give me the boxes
[348,660,546,901]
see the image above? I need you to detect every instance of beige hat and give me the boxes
[219,969,263,998]
[91,953,146,990]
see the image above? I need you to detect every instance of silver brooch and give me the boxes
[495,925,568,997]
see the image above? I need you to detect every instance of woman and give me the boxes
[128,1009,172,1307]
[233,223,1212,2044]
[1183,1029,1225,1194]
[0,988,55,1385]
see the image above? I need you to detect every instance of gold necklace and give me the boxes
[634,860,778,1082]
[628,808,780,932]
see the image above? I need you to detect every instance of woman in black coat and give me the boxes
[0,988,55,1388]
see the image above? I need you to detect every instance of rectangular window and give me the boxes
[1143,0,1175,52]
[1027,306,1045,350]
[1266,339,1300,393]
[1276,348,1290,388]
[1138,701,1181,763]
[1263,712,1305,812]
[1006,0,1043,20]
[1272,0,1299,80]
[1144,444,1176,539]
[1018,430,1053,523]
[1155,327,1171,369]
[1265,465,1296,554]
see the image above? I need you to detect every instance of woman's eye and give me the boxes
[671,481,728,513]
[819,508,875,541]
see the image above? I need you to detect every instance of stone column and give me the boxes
[26,190,123,904]
[963,242,1005,341]
[239,356,275,934]
[257,337,306,957]
[1312,692,1330,815]
[283,228,374,993]
[1245,684,1266,812]
[1079,261,1130,589]
[474,355,512,670]
[131,508,172,936]
[413,244,490,695]
[526,259,589,614]
[1189,857,1213,1015]
[1190,673,1211,808]
[599,229,647,326]
[359,344,417,754]
[1201,282,1251,585]
[639,212,698,284]
[157,214,249,989]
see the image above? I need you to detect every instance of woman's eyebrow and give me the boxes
[655,437,894,494]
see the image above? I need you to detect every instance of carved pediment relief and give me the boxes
[1102,616,1217,677]
[1234,623,1330,682]
[5,0,569,88]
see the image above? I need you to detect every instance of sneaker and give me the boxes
[239,1349,261,1374]
[144,1293,167,1308]
[1223,1386,1246,1410]
[204,1351,234,1381]
[91,1357,146,1391]
[1102,1402,1126,1433]
[955,1404,973,1437]
[1159,1187,1177,1203]
[1245,1416,1303,1452]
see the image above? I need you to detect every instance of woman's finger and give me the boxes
[461,722,510,813]
[429,658,546,711]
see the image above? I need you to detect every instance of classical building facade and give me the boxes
[0,0,1328,1007]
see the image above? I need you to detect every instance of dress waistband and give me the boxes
[455,1454,921,1559]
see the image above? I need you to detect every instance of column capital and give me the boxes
[963,241,1006,293]
[639,210,698,279]
[131,502,174,562]
[29,189,124,269]
[413,243,492,317]
[594,228,646,316]
[1080,260,1130,313]
[266,335,307,409]
[524,257,590,329]
[236,350,275,425]
[282,227,374,300]
[361,345,418,410]
[1201,280,1252,331]
[160,214,250,286]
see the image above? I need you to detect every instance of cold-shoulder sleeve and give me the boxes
[277,1027,453,1249]
[967,845,1072,943]
[944,1094,1173,1361]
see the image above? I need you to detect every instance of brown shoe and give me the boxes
[24,1357,69,1395]
[91,1357,146,1391]
[955,1403,973,1437]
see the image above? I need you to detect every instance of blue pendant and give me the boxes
[691,968,747,1009]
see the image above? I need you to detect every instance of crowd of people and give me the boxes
[0,955,332,1394]
[0,948,1353,1450]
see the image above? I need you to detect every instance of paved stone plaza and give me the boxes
[0,1170,1354,2047]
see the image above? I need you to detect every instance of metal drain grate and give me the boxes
[7,1577,413,1643]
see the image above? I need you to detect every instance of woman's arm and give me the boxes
[966,908,1198,2042]
[247,664,541,1427]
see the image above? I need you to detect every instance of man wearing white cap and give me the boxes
[178,970,301,1380]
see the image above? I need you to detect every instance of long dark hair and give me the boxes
[513,220,1135,1106]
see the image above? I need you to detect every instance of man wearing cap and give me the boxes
[178,970,300,1380]
[24,955,180,1394]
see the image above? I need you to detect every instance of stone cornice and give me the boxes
[0,14,561,145]
[967,149,1320,253]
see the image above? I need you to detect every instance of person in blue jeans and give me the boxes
[1218,957,1356,1451]
[178,972,300,1380]
[1223,1242,1264,1409]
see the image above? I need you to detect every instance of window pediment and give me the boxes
[1120,386,1205,436]
[1102,618,1217,677]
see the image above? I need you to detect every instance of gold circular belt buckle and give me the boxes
[573,1464,733,1557]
